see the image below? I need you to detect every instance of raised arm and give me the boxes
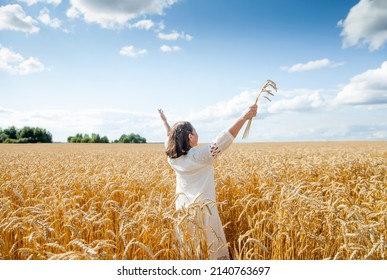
[189,103,258,163]
[227,104,258,138]
[158,108,171,136]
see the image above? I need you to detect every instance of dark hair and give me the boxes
[165,121,194,159]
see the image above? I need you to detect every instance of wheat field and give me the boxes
[0,142,386,260]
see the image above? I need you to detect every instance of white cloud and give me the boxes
[268,90,327,113]
[158,31,179,40]
[373,130,386,139]
[183,89,348,142]
[338,0,387,51]
[0,45,45,75]
[187,88,328,124]
[129,19,154,30]
[18,57,45,75]
[0,4,39,33]
[156,21,165,32]
[38,8,61,28]
[66,0,178,28]
[0,107,159,142]
[119,45,147,58]
[160,44,181,52]
[335,61,387,105]
[0,46,23,67]
[158,30,192,41]
[1,101,385,143]
[189,90,256,122]
[18,0,61,5]
[184,34,193,41]
[281,58,344,73]
[0,106,14,114]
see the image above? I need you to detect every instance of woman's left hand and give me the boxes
[158,108,167,122]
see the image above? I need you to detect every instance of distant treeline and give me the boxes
[113,133,146,143]
[67,133,110,143]
[0,126,147,144]
[67,133,146,143]
[0,126,52,143]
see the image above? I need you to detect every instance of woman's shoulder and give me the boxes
[187,145,213,164]
[189,144,210,154]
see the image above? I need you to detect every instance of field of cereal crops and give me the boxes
[0,142,386,260]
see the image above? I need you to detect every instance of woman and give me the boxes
[158,104,257,259]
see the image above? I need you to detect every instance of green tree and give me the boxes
[75,133,83,143]
[100,136,109,143]
[81,134,90,143]
[18,126,34,140]
[0,128,7,143]
[0,126,52,143]
[3,126,17,140]
[117,133,146,143]
[67,133,109,143]
[34,127,52,143]
[90,133,101,143]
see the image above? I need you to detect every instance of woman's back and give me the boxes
[168,130,234,208]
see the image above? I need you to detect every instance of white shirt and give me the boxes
[168,130,235,209]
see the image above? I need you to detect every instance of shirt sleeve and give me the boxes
[190,130,235,164]
[209,130,234,159]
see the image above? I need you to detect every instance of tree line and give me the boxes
[67,133,146,143]
[67,133,110,143]
[0,126,146,143]
[0,126,52,143]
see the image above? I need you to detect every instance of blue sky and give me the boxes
[1,0,386,142]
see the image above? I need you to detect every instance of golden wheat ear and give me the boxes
[242,79,277,139]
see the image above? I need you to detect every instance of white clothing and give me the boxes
[167,130,234,259]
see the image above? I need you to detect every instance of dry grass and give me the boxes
[0,142,386,260]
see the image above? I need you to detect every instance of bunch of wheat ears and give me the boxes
[242,79,277,139]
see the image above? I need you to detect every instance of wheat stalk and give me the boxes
[242,79,277,139]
